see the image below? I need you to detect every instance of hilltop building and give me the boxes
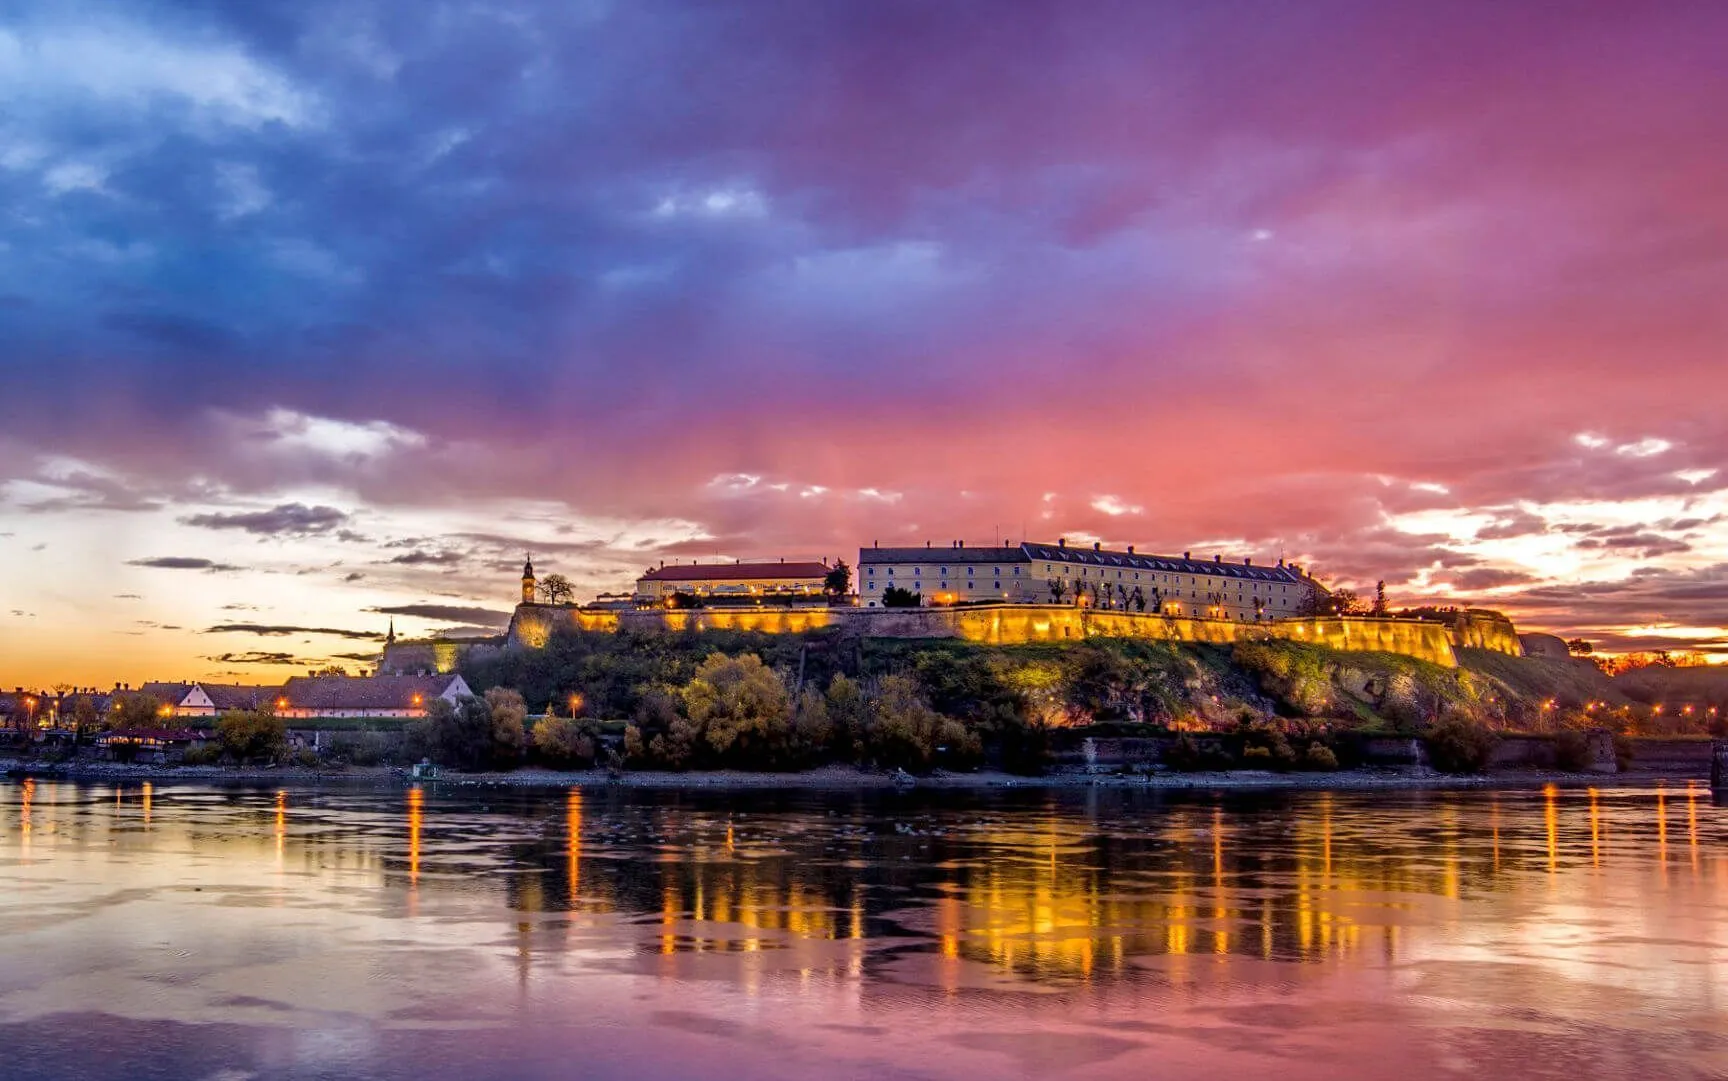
[634,560,832,604]
[858,539,1317,621]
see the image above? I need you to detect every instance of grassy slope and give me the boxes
[1456,648,1630,709]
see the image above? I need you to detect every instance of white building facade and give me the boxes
[859,540,1317,621]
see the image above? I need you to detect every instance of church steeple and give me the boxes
[521,553,537,605]
[386,617,396,646]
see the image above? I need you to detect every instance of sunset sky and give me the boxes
[2,0,1725,687]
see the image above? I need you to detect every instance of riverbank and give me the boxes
[0,758,1707,792]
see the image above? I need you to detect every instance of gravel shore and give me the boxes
[1,759,1701,793]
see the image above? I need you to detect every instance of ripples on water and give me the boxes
[1,779,1725,1080]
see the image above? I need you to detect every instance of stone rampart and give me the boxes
[511,602,1463,667]
[1450,611,1524,656]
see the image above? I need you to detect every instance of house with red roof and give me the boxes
[634,559,832,604]
[273,673,472,719]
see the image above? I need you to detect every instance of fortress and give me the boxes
[486,552,1526,670]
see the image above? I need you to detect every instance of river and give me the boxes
[1,780,1724,1079]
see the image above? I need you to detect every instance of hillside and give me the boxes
[462,625,1687,740]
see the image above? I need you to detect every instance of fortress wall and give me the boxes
[509,603,1461,667]
[1451,612,1524,656]
[621,608,837,635]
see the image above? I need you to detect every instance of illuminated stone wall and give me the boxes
[836,606,1461,667]
[1450,612,1525,656]
[379,639,500,675]
[508,602,1466,667]
[509,605,621,649]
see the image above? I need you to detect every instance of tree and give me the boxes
[485,687,528,766]
[538,574,576,605]
[1372,581,1388,616]
[882,586,921,608]
[109,692,168,729]
[680,653,792,765]
[1566,638,1594,656]
[1425,715,1498,774]
[216,710,287,763]
[532,716,597,767]
[407,696,494,770]
[863,675,979,771]
[823,561,853,599]
[69,696,100,745]
[309,665,350,677]
[1048,578,1068,604]
[825,674,870,760]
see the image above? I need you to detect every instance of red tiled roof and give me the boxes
[639,561,830,583]
[196,683,274,710]
[139,682,194,705]
[279,674,463,711]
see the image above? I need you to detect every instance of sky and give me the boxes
[2,0,1726,687]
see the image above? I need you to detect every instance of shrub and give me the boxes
[533,716,598,767]
[291,748,320,769]
[217,710,286,764]
[1552,729,1591,772]
[864,675,980,771]
[407,696,493,770]
[1241,745,1274,766]
[1425,716,1497,774]
[682,653,793,767]
[1163,733,1232,772]
[328,731,390,767]
[1302,743,1340,771]
[181,744,222,766]
[485,688,529,768]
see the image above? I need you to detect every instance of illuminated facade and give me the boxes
[859,539,1318,619]
[634,560,832,604]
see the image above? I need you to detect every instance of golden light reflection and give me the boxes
[1588,788,1601,869]
[567,787,582,905]
[274,789,286,865]
[20,777,33,852]
[1686,781,1700,876]
[1543,784,1558,874]
[407,786,423,892]
[141,782,152,829]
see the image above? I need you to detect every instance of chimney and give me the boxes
[1058,538,1067,547]
[1127,545,1135,554]
[1244,557,1252,566]
[1183,551,1190,560]
[1093,542,1101,551]
[1214,554,1222,563]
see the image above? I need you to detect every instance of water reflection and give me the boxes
[0,781,1724,1080]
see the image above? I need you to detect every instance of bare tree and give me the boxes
[538,573,576,605]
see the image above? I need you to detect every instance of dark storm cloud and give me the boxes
[181,502,350,535]
[128,557,244,572]
[387,550,464,566]
[206,651,299,666]
[204,623,383,640]
[367,604,512,627]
